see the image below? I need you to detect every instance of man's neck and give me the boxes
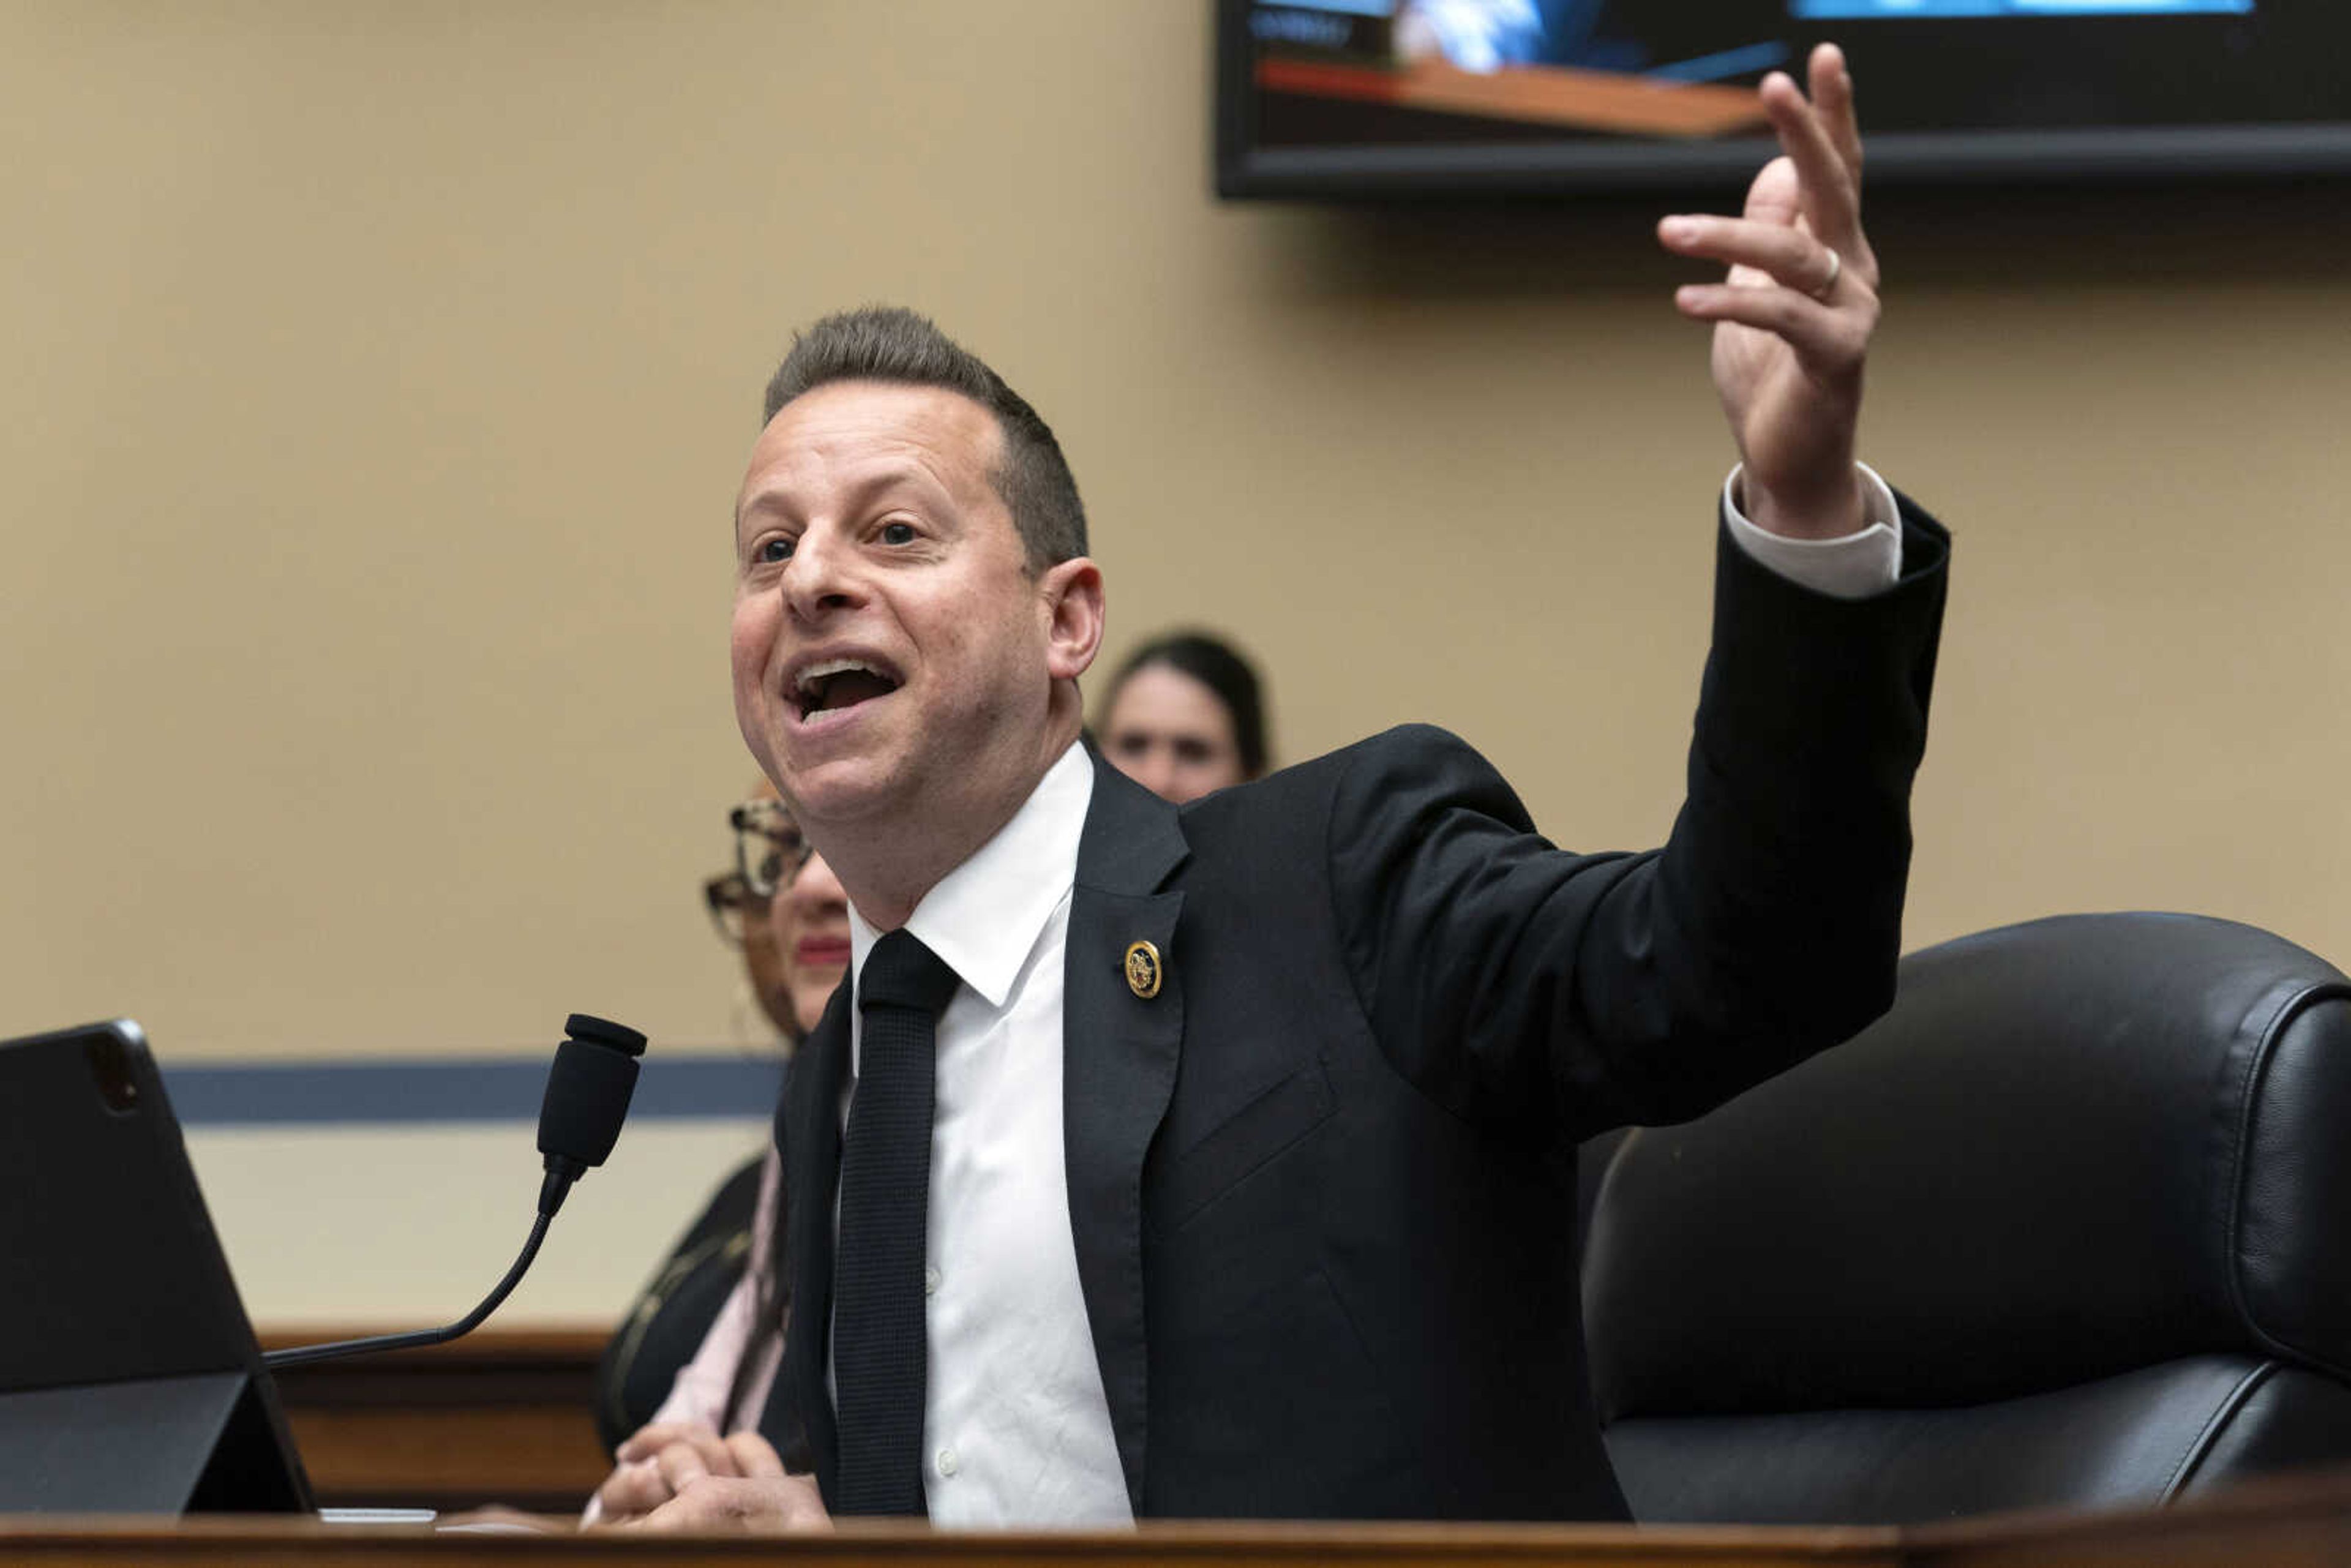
[821,721,1084,932]
[834,795,1029,932]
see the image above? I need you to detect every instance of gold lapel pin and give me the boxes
[1123,940,1163,1000]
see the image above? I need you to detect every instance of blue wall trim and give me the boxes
[163,1053,785,1127]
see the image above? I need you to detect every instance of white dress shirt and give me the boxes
[618,470,1907,1527]
[1722,462,1903,601]
[838,740,1122,1525]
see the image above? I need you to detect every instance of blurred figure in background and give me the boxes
[1095,631,1269,804]
[590,787,846,1479]
[722,790,852,1045]
[705,804,809,1045]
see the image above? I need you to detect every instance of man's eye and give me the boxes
[1175,740,1212,765]
[756,537,795,564]
[879,521,918,546]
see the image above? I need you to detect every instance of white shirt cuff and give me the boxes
[1720,463,1903,601]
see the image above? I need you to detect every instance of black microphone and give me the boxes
[535,1011,649,1218]
[261,1013,648,1371]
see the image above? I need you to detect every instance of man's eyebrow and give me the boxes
[736,462,942,531]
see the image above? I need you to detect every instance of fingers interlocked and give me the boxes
[594,1422,764,1524]
[598,1431,827,1536]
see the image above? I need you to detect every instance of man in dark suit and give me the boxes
[615,45,1945,1531]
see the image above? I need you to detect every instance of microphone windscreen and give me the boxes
[536,1015,646,1171]
[564,1013,648,1058]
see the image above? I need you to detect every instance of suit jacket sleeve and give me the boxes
[1327,497,1949,1141]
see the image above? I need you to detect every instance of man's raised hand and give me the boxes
[1659,43,1879,541]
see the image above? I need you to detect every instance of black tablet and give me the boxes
[0,1019,313,1513]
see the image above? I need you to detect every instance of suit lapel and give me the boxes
[762,982,850,1501]
[1063,756,1188,1513]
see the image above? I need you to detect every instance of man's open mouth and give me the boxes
[792,656,903,721]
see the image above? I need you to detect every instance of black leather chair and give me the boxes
[1581,912,2351,1524]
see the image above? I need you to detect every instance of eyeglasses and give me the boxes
[703,871,768,948]
[729,799,813,900]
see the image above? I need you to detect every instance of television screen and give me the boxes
[1215,0,2351,197]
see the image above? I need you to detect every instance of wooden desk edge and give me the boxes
[2,1487,2349,1568]
[0,1517,1905,1568]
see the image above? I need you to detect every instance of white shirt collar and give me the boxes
[846,740,1095,1013]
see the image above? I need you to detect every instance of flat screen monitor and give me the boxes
[0,1020,312,1514]
[1216,0,2351,197]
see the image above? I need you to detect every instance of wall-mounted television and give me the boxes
[1215,0,2351,198]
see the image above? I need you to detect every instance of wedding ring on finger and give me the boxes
[1809,246,1842,301]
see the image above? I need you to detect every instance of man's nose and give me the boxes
[782,527,864,620]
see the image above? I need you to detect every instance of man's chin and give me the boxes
[774,756,907,828]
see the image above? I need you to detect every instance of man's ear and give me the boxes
[1040,557,1104,681]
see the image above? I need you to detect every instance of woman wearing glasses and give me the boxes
[713,791,851,1048]
[588,788,845,1522]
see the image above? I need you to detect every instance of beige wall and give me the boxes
[184,1117,773,1326]
[7,1,2350,1076]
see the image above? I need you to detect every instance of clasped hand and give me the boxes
[588,1422,831,1533]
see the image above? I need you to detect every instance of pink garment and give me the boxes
[642,1145,787,1433]
[580,1147,787,1521]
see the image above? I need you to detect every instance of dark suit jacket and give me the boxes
[767,503,1950,1520]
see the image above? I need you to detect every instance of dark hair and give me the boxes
[1103,631,1270,778]
[762,305,1087,569]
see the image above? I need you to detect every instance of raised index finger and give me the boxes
[1757,66,1858,254]
[1809,43,1863,186]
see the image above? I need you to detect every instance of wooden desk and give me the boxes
[260,1327,612,1512]
[6,1469,2351,1566]
[236,1337,2351,1565]
[0,1517,1899,1567]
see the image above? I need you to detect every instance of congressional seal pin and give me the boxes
[1123,940,1163,1000]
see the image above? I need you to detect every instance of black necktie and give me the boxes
[833,928,960,1517]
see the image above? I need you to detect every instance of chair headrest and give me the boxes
[1584,913,2351,1420]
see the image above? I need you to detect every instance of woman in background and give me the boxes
[587,788,845,1520]
[1095,631,1270,804]
[721,789,851,1048]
